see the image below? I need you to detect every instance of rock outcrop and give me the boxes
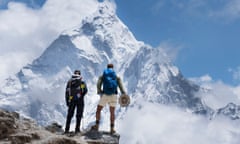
[0,109,119,144]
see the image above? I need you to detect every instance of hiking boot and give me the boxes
[91,124,99,131]
[63,131,69,135]
[110,127,116,134]
[75,129,80,134]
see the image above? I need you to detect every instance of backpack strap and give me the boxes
[68,80,71,97]
[65,80,72,105]
[97,76,103,94]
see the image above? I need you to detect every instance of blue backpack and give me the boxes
[102,68,118,95]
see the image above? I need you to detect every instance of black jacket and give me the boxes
[65,75,88,106]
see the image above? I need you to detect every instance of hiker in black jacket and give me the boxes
[64,70,88,134]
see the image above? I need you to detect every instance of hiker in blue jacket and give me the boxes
[91,64,126,134]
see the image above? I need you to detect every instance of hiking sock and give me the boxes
[96,120,100,125]
[91,120,99,131]
[110,123,115,134]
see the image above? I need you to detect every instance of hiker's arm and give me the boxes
[97,75,103,94]
[82,81,88,96]
[117,77,126,95]
[65,81,71,106]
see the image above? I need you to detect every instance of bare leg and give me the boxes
[110,106,116,133]
[110,106,115,124]
[91,105,103,131]
[96,105,103,122]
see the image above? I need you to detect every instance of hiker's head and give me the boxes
[107,63,114,69]
[74,70,81,75]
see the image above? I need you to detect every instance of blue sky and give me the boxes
[0,0,240,86]
[114,0,240,86]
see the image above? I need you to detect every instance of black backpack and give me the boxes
[69,79,85,99]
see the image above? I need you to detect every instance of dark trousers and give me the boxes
[65,99,84,132]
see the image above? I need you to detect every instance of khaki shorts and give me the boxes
[98,94,117,107]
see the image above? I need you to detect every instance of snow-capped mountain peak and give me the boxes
[0,2,210,127]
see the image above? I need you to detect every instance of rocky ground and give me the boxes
[0,109,119,144]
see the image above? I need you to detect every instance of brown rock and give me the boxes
[0,110,17,139]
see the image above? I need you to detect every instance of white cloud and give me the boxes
[189,74,212,84]
[222,0,240,19]
[152,0,240,22]
[208,0,240,21]
[232,86,240,100]
[119,102,240,144]
[229,67,240,82]
[201,81,240,109]
[189,74,240,110]
[151,0,165,14]
[151,0,209,17]
[0,0,101,82]
[119,79,240,143]
[157,41,183,62]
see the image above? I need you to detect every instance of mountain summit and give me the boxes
[0,2,210,127]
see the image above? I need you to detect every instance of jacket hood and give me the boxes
[71,74,82,80]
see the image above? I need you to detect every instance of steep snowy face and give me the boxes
[29,3,142,78]
[124,45,209,114]
[0,2,209,125]
[66,3,143,73]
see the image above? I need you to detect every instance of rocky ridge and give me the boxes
[0,109,119,144]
